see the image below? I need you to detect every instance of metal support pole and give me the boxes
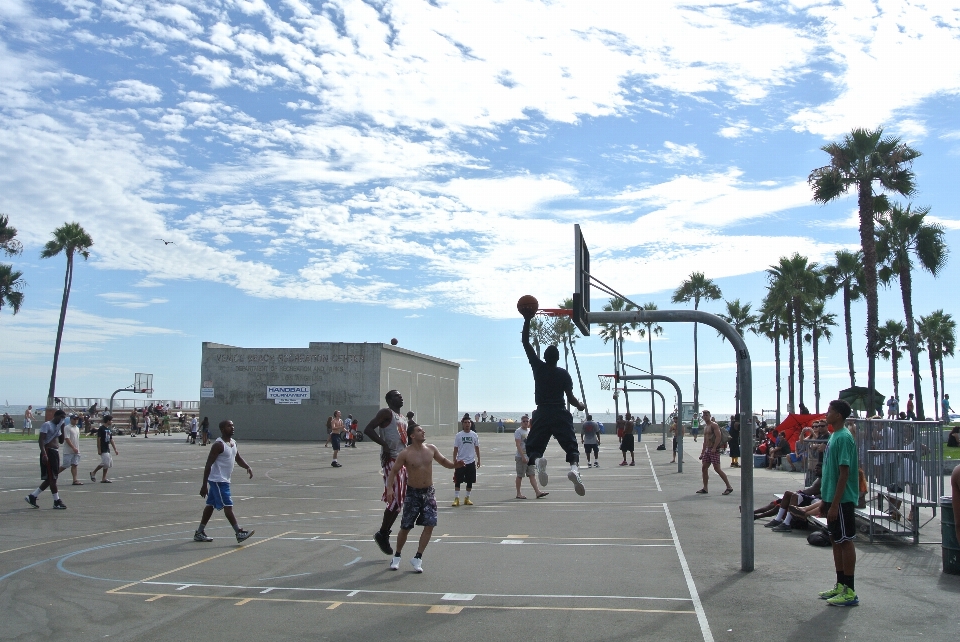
[591,308,754,572]
[625,386,667,449]
[617,375,682,472]
[109,386,136,417]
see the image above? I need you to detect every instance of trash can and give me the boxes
[942,496,960,575]
[754,453,766,468]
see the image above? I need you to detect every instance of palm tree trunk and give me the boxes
[648,331,655,424]
[859,180,880,418]
[927,340,939,420]
[813,328,821,414]
[47,252,74,410]
[620,328,631,416]
[569,340,587,416]
[898,265,925,419]
[562,336,571,412]
[843,284,856,387]
[774,319,782,426]
[787,306,796,413]
[795,297,805,410]
[891,347,899,401]
[939,356,946,416]
[693,299,700,416]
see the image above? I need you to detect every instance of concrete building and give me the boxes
[200,342,459,441]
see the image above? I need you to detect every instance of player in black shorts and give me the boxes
[520,310,587,496]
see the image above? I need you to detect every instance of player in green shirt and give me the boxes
[817,399,860,607]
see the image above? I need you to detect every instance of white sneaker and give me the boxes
[593,461,599,468]
[535,458,549,487]
[389,555,401,570]
[410,557,423,573]
[567,467,586,496]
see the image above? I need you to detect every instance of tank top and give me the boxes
[379,411,408,460]
[208,437,237,483]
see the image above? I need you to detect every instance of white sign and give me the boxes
[200,388,215,398]
[267,385,310,405]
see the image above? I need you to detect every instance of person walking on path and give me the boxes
[129,410,139,436]
[520,308,587,496]
[90,415,118,483]
[329,410,344,467]
[363,390,409,557]
[580,414,600,468]
[906,394,916,420]
[515,415,548,499]
[22,405,33,435]
[670,416,684,464]
[189,415,198,444]
[728,414,741,468]
[817,399,860,607]
[386,421,462,572]
[58,413,83,485]
[943,394,954,422]
[619,413,636,466]
[194,419,254,543]
[200,416,209,445]
[695,410,733,495]
[25,409,68,509]
[451,415,480,506]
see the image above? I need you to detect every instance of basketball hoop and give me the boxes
[537,308,573,317]
[599,375,613,391]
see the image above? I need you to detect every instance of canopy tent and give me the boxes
[774,413,827,450]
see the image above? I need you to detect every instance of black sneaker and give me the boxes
[764,519,783,529]
[24,495,38,508]
[772,523,792,533]
[235,529,254,543]
[331,461,342,467]
[53,499,67,510]
[374,530,393,555]
[194,529,213,542]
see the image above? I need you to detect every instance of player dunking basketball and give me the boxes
[520,309,587,495]
[363,390,409,556]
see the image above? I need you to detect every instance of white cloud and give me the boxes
[109,80,163,103]
[98,292,169,308]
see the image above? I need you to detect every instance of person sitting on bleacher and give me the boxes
[767,432,792,469]
[754,471,821,531]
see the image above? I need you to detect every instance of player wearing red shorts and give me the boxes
[363,390,409,556]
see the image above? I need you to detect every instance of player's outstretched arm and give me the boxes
[565,388,585,412]
[432,445,462,469]
[521,317,538,362]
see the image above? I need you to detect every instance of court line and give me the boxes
[108,531,291,593]
[663,503,714,642]
[644,445,662,492]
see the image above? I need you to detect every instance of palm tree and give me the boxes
[919,310,956,419]
[0,264,25,315]
[809,127,921,417]
[671,272,721,417]
[637,302,663,424]
[876,203,948,420]
[804,301,837,413]
[767,254,821,413]
[0,214,22,257]
[822,249,864,388]
[758,297,788,425]
[40,222,94,410]
[718,298,758,415]
[877,319,908,402]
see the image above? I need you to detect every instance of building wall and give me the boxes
[379,345,460,437]
[199,342,459,441]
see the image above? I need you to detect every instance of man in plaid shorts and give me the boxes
[695,410,734,496]
[364,390,409,556]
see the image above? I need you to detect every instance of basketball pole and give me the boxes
[590,309,754,572]
[624,386,667,449]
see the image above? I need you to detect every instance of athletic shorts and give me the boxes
[100,453,114,468]
[673,436,678,454]
[330,433,341,450]
[691,426,699,435]
[700,449,721,466]
[823,501,857,544]
[454,461,477,485]
[620,434,635,453]
[40,448,60,481]
[400,486,438,530]
[205,481,233,510]
[62,453,80,468]
[515,459,534,477]
[382,459,407,512]
[797,492,816,507]
[584,443,599,457]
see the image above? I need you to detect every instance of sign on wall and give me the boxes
[200,388,215,398]
[267,386,310,404]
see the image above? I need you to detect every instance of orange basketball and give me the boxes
[517,294,539,317]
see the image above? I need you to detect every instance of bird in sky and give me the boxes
[156,239,176,245]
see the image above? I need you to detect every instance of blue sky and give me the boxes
[2,0,960,418]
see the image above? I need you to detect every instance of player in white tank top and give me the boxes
[195,420,255,543]
[363,390,410,556]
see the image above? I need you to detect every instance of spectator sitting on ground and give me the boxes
[755,474,822,533]
[948,426,960,448]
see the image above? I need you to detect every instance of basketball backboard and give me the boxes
[573,224,590,336]
[134,373,153,398]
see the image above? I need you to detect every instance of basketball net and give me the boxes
[599,375,613,391]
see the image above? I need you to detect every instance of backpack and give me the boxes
[716,426,730,448]
[807,528,831,547]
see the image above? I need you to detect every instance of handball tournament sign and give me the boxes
[267,386,310,405]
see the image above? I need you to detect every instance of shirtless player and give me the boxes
[520,310,587,495]
[696,410,734,495]
[385,421,462,572]
[364,390,409,556]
